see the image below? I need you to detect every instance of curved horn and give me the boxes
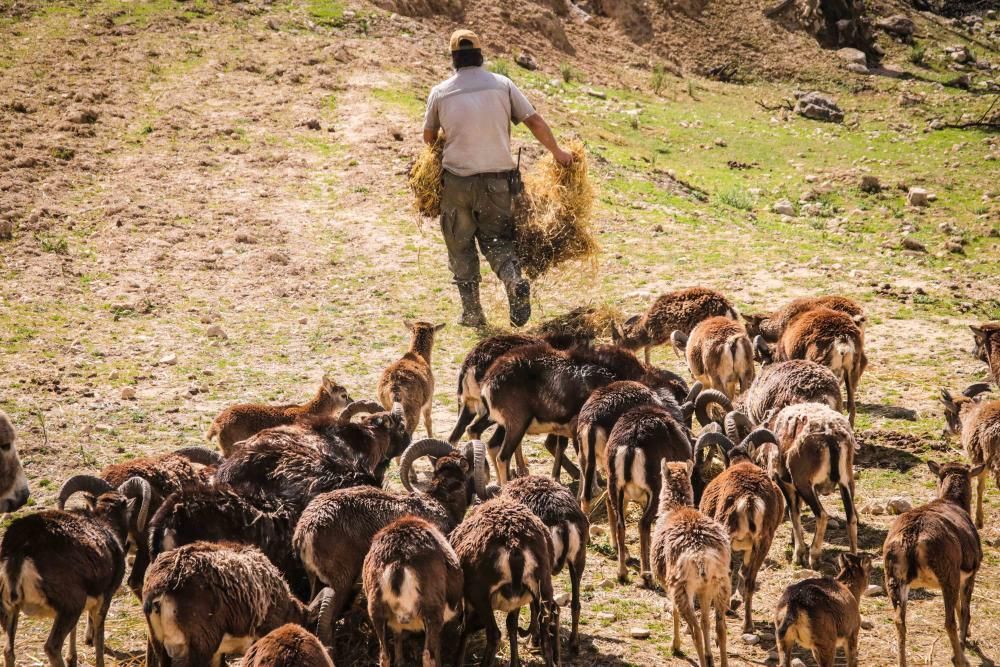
[58,475,113,510]
[739,428,779,452]
[962,383,992,399]
[694,432,733,468]
[684,381,703,405]
[313,586,335,648]
[398,438,456,492]
[754,335,773,363]
[694,389,733,427]
[338,399,385,423]
[463,440,490,498]
[173,447,223,466]
[670,330,688,348]
[724,411,753,444]
[118,476,152,533]
[700,422,723,435]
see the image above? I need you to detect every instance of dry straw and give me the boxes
[408,138,597,278]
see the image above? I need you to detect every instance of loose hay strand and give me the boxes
[408,135,444,218]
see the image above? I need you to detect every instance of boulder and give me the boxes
[515,52,538,70]
[837,47,868,67]
[906,187,930,207]
[877,15,915,40]
[846,63,870,74]
[773,199,796,216]
[794,91,844,123]
[886,497,912,514]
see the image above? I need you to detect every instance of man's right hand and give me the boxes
[553,147,574,167]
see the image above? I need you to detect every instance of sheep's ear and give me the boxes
[625,314,641,327]
[837,553,848,570]
[927,460,941,477]
[611,322,624,344]
[970,325,985,341]
[684,459,695,478]
[659,459,670,479]
[403,320,414,331]
[434,323,446,333]
[939,389,954,406]
[970,463,986,478]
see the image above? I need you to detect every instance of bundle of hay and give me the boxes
[530,304,624,342]
[408,135,444,218]
[514,140,597,279]
[408,138,597,279]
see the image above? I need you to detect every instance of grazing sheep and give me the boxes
[745,295,865,343]
[970,323,1000,387]
[652,460,731,667]
[363,516,463,667]
[774,553,873,667]
[883,461,983,667]
[451,498,559,667]
[377,320,445,438]
[206,374,351,456]
[1,475,150,667]
[613,287,738,364]
[941,383,1000,527]
[498,475,589,651]
[241,624,333,667]
[699,429,785,633]
[0,410,30,513]
[770,402,858,568]
[672,316,755,400]
[143,541,331,667]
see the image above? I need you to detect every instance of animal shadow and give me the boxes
[858,402,917,421]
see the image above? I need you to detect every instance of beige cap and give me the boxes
[449,29,481,52]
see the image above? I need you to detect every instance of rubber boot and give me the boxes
[499,264,531,327]
[456,281,486,327]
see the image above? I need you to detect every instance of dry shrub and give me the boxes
[514,140,597,279]
[408,135,444,217]
[531,304,623,342]
[408,139,598,279]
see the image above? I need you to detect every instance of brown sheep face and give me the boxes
[321,375,352,411]
[0,411,30,512]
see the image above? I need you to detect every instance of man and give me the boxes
[423,29,574,327]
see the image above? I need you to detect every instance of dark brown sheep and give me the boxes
[241,624,333,667]
[377,320,445,438]
[0,410,30,514]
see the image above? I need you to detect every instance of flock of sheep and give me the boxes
[0,287,997,667]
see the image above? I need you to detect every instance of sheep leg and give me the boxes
[467,414,495,440]
[699,592,713,667]
[941,579,969,667]
[4,608,18,667]
[569,561,581,652]
[796,483,827,569]
[579,429,598,513]
[959,571,974,645]
[638,496,657,587]
[609,488,630,583]
[811,643,836,667]
[846,628,860,667]
[422,618,442,667]
[549,434,564,482]
[506,611,521,667]
[44,611,77,667]
[671,600,683,654]
[888,580,909,667]
[786,488,808,566]
[128,546,150,600]
[423,401,434,439]
[514,445,529,478]
[840,481,858,554]
[715,585,730,667]
[393,628,404,666]
[644,346,651,366]
[91,603,109,667]
[975,471,986,529]
[84,615,93,646]
[676,590,705,666]
[845,369,856,426]
[776,619,793,667]
[526,599,540,647]
[448,403,477,445]
[741,546,766,634]
[496,418,530,484]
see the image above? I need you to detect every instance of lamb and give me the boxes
[241,624,333,667]
[940,383,999,528]
[480,342,689,484]
[651,460,731,667]
[774,553,873,667]
[451,498,559,667]
[613,287,739,364]
[698,429,785,634]
[770,402,859,568]
[576,379,699,513]
[0,410,30,513]
[772,307,867,424]
[143,541,332,666]
[971,323,1000,387]
[883,461,983,667]
[671,316,755,399]
[206,374,351,456]
[362,516,464,667]
[498,475,589,651]
[293,439,487,651]
[0,474,151,667]
[377,320,445,438]
[745,295,865,343]
[605,403,692,583]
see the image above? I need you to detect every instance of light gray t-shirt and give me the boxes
[424,66,536,177]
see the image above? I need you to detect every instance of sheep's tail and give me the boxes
[2,555,24,606]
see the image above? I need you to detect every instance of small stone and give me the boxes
[206,325,228,339]
[554,592,571,606]
[586,88,607,100]
[302,119,321,130]
[120,387,136,400]
[714,137,727,147]
[767,651,779,662]
[865,584,885,597]
[772,199,796,216]
[67,108,99,124]
[793,569,820,580]
[877,15,916,39]
[886,497,912,514]
[860,175,881,193]
[515,52,538,70]
[791,659,807,667]
[589,524,606,538]
[845,63,870,74]
[794,91,844,123]
[827,518,840,530]
[906,187,930,207]
[742,633,760,645]
[266,251,290,265]
[598,577,616,590]
[235,232,257,244]
[595,612,616,622]
[861,619,875,630]
[159,353,178,366]
[108,370,120,380]
[0,219,12,240]
[946,240,965,254]
[390,128,404,141]
[902,237,927,252]
[630,627,650,640]
[836,47,868,67]
[298,316,308,325]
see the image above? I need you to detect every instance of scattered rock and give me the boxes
[629,627,650,640]
[772,199,796,216]
[390,128,404,141]
[714,137,727,147]
[902,237,927,252]
[845,63,869,74]
[598,577,616,590]
[791,659,807,667]
[861,619,875,630]
[949,45,975,64]
[860,175,881,193]
[302,119,321,130]
[877,15,915,40]
[741,633,760,645]
[66,108,99,124]
[159,353,178,366]
[266,251,290,265]
[298,316,308,325]
[794,91,844,123]
[554,592,571,607]
[595,612,616,622]
[589,524,606,538]
[827,518,840,530]
[586,88,607,100]
[946,240,965,254]
[898,92,925,107]
[515,52,538,70]
[767,651,779,662]
[234,232,257,244]
[120,387,137,400]
[836,48,868,67]
[206,325,228,339]
[0,220,12,240]
[793,569,820,580]
[906,187,930,207]
[865,584,885,597]
[886,497,912,514]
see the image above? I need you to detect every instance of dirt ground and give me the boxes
[1,0,999,665]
